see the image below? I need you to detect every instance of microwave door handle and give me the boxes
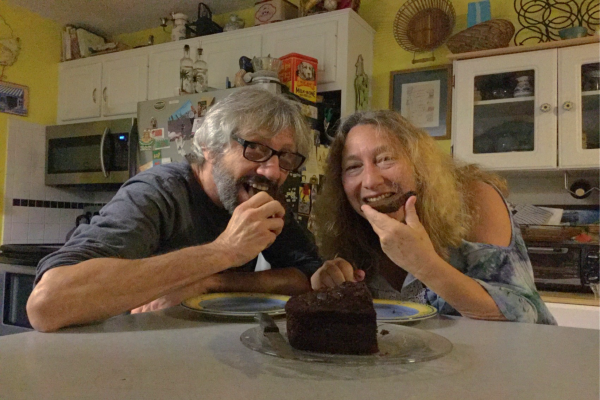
[100,127,109,178]
[527,247,569,254]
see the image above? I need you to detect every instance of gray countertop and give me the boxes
[1,307,598,400]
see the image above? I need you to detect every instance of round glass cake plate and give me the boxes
[240,321,452,365]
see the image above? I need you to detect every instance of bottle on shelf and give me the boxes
[180,45,194,94]
[193,48,208,93]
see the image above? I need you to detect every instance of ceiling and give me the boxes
[7,0,256,37]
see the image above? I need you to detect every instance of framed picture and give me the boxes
[389,65,452,140]
[0,81,28,117]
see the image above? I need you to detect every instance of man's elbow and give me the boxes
[26,283,65,333]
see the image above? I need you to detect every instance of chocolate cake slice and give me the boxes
[285,282,379,355]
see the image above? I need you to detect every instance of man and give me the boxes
[27,88,322,332]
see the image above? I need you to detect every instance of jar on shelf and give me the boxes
[224,14,245,32]
[171,13,188,41]
[514,76,533,97]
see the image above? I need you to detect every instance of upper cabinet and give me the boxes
[56,9,374,124]
[451,39,600,171]
[58,53,148,123]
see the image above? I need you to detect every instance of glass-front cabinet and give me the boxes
[452,42,600,171]
[558,44,600,168]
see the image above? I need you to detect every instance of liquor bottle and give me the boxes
[193,48,208,93]
[180,45,193,94]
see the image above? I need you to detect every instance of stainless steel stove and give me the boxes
[0,243,63,335]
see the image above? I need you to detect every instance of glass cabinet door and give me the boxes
[558,43,600,168]
[472,70,535,155]
[453,49,557,170]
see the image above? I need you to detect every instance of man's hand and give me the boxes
[310,257,365,290]
[214,192,285,267]
[361,195,438,277]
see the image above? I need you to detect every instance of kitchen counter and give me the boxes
[0,307,598,400]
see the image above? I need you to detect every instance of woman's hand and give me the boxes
[361,195,439,278]
[310,257,365,290]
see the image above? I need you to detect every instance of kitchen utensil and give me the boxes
[446,19,515,54]
[251,55,282,78]
[186,3,223,38]
[255,312,298,360]
[558,26,589,40]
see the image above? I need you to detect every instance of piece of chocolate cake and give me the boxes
[285,282,379,355]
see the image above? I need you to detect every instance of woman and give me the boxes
[312,110,555,324]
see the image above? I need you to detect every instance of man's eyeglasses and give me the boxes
[232,134,305,172]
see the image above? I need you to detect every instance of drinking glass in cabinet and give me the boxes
[472,70,535,154]
[581,62,599,150]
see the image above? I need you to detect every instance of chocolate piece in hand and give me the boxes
[369,191,416,214]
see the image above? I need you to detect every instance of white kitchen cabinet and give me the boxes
[451,39,600,171]
[57,62,102,121]
[262,21,337,85]
[57,51,148,123]
[58,9,374,123]
[202,34,262,90]
[101,55,148,116]
[147,39,201,100]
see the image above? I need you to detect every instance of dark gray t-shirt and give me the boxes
[36,163,322,283]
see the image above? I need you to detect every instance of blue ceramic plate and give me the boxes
[373,299,437,322]
[181,292,290,317]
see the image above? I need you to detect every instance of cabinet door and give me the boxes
[453,50,557,170]
[262,21,337,85]
[202,34,262,90]
[148,41,201,100]
[57,63,102,121]
[102,55,148,116]
[558,44,600,168]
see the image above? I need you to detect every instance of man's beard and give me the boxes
[211,158,280,214]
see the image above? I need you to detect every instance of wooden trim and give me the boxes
[447,36,600,61]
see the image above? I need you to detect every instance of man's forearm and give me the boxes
[27,242,234,332]
[210,268,311,296]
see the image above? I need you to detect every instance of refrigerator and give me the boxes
[136,83,281,168]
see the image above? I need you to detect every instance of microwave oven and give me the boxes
[45,118,138,186]
[526,241,599,293]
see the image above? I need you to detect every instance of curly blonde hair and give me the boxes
[313,110,507,272]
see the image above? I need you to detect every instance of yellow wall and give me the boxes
[0,1,62,242]
[360,0,518,153]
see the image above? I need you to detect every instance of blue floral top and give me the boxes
[367,199,557,325]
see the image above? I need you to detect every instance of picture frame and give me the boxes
[0,81,28,117]
[389,65,452,140]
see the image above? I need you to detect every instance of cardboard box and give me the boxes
[254,0,298,25]
[279,53,318,102]
[467,1,491,28]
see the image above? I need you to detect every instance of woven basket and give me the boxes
[446,19,515,54]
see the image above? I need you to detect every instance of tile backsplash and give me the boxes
[2,119,117,244]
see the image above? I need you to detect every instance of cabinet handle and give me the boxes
[92,88,97,103]
[540,103,551,112]
[102,87,107,103]
[562,101,574,111]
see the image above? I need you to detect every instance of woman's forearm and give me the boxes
[414,257,507,321]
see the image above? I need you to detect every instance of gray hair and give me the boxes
[192,87,312,165]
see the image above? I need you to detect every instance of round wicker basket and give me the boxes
[446,19,515,54]
[393,0,456,52]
